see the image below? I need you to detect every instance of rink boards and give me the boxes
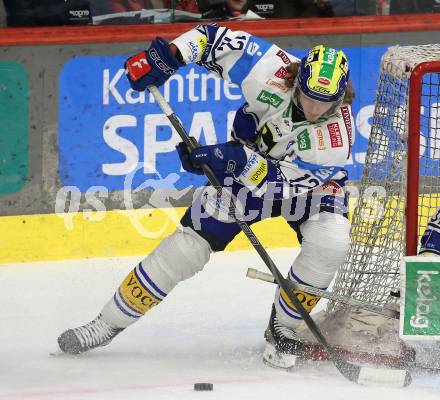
[0,208,301,263]
[2,193,440,264]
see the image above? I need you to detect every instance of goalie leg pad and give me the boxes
[275,212,350,329]
[102,226,212,328]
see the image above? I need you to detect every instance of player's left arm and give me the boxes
[124,24,276,91]
[171,24,276,85]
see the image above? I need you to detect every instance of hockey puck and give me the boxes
[194,383,213,391]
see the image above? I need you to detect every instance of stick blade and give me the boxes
[357,367,412,387]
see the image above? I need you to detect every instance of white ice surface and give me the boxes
[0,248,438,400]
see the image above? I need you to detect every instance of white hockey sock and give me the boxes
[102,226,212,329]
[274,212,350,330]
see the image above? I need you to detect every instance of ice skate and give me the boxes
[58,314,124,355]
[263,305,305,370]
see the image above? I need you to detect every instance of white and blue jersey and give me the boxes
[172,24,355,199]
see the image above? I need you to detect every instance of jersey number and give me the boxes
[218,35,247,51]
[289,174,320,194]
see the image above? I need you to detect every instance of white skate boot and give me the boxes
[263,305,305,369]
[58,314,124,354]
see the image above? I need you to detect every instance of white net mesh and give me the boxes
[328,44,440,313]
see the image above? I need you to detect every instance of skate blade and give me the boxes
[49,348,65,357]
[49,347,80,357]
[263,342,299,370]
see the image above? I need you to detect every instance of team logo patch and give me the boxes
[297,129,311,151]
[148,48,176,75]
[276,50,290,65]
[241,153,259,176]
[313,86,331,95]
[186,36,208,63]
[341,106,353,156]
[214,147,224,159]
[327,122,343,148]
[119,271,160,314]
[197,36,207,54]
[126,52,151,80]
[274,66,289,80]
[280,289,321,313]
[313,180,344,196]
[248,160,268,185]
[257,90,284,108]
[266,79,288,92]
[318,77,331,86]
[226,160,236,173]
[187,42,198,63]
[317,127,325,150]
[322,180,342,192]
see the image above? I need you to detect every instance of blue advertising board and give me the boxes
[59,45,387,192]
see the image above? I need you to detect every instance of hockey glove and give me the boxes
[125,37,184,91]
[177,141,248,179]
[176,141,203,175]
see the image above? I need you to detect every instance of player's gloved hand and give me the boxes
[176,141,248,179]
[176,141,204,175]
[124,37,184,91]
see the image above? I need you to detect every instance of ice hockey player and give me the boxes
[58,24,355,368]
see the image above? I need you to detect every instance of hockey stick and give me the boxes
[246,268,399,319]
[147,85,412,387]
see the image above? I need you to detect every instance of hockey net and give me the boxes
[301,45,440,367]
